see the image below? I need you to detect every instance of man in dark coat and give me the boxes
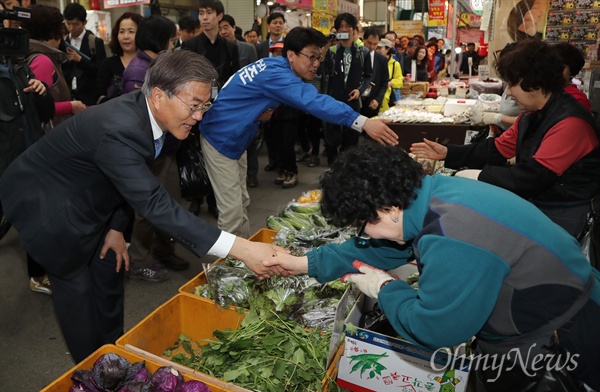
[0,51,283,363]
[360,27,389,118]
[62,2,107,106]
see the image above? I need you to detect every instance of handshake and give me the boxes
[470,111,503,126]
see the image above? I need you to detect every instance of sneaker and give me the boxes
[127,265,169,282]
[307,155,320,167]
[274,171,287,185]
[296,152,309,162]
[246,175,259,188]
[30,275,52,295]
[155,254,190,271]
[282,172,298,189]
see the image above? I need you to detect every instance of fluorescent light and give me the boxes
[266,1,273,4]
[285,9,291,12]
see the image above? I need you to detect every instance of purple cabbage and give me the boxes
[90,353,133,391]
[179,380,210,392]
[150,366,184,392]
[118,380,151,392]
[70,369,100,392]
[128,362,151,384]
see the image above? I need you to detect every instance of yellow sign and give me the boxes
[311,12,334,34]
[393,20,424,37]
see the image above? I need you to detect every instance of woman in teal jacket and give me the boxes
[266,142,600,391]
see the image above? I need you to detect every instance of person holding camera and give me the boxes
[321,13,373,166]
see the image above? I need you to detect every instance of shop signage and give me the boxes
[393,20,424,37]
[458,12,481,27]
[311,11,334,33]
[313,0,337,15]
[428,0,446,27]
[103,0,149,8]
[470,0,483,15]
[338,0,359,17]
[274,0,313,10]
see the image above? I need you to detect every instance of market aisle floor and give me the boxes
[0,148,328,391]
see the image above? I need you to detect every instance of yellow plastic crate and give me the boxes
[41,344,224,392]
[178,228,276,295]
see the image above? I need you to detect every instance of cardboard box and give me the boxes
[41,344,223,392]
[336,293,471,392]
[179,228,276,295]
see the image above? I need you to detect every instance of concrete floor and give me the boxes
[0,148,328,391]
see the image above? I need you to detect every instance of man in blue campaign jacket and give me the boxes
[265,142,600,392]
[199,26,398,237]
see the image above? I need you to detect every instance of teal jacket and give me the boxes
[307,175,600,350]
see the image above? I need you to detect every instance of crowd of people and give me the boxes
[1,1,599,390]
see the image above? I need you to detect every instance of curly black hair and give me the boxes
[495,39,564,94]
[319,142,425,228]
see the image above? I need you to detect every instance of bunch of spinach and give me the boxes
[166,308,338,392]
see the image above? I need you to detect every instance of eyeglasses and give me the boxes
[172,93,212,116]
[298,52,324,64]
[355,221,371,247]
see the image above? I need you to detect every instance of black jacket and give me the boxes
[181,33,240,87]
[63,30,107,106]
[324,44,373,112]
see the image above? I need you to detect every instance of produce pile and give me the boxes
[166,307,336,392]
[195,257,352,331]
[69,353,208,392]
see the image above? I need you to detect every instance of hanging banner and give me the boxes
[274,0,313,10]
[311,11,334,33]
[338,0,359,18]
[313,0,337,15]
[428,0,446,26]
[103,0,149,9]
[393,20,424,37]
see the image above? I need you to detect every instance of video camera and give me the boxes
[0,6,32,56]
[327,32,350,42]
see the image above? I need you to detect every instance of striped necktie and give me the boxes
[154,133,165,159]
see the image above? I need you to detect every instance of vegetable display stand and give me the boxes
[179,228,276,295]
[117,293,251,391]
[40,344,222,391]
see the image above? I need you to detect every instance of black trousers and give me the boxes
[47,228,125,363]
[323,123,360,165]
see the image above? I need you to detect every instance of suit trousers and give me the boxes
[128,153,179,266]
[48,227,125,363]
[323,123,360,165]
[200,135,250,238]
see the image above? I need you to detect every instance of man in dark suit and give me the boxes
[360,27,389,118]
[219,14,258,68]
[62,3,106,107]
[255,12,285,60]
[0,51,283,364]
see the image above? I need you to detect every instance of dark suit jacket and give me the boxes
[366,51,390,106]
[63,30,107,106]
[0,91,221,277]
[255,40,269,59]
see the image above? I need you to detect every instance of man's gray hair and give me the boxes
[141,50,218,96]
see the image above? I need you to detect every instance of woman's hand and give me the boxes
[100,229,129,272]
[23,79,46,95]
[263,253,309,275]
[410,138,448,160]
[71,100,87,114]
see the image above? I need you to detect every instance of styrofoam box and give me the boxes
[443,99,477,116]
